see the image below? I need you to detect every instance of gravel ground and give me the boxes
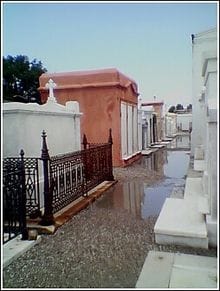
[3,164,217,288]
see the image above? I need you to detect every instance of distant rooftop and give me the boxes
[141,101,164,106]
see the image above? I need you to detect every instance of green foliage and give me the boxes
[3,55,47,103]
[176,103,184,110]
[168,105,176,113]
[187,103,192,111]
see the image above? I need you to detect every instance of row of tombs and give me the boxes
[3,68,167,168]
[3,28,217,249]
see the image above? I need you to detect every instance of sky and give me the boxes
[2,1,218,109]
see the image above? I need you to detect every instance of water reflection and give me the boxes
[96,180,144,219]
[141,149,168,173]
[96,135,190,220]
[141,149,189,218]
[164,151,189,179]
[167,134,191,150]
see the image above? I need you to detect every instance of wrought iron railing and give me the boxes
[3,129,114,233]
[83,143,113,191]
[49,150,86,214]
[3,150,29,243]
[3,155,41,219]
[47,130,114,216]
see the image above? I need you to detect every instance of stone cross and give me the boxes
[45,78,57,102]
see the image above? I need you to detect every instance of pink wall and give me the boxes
[39,69,139,167]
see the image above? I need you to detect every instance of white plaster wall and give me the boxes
[191,28,217,156]
[127,105,133,156]
[199,45,217,246]
[207,121,217,220]
[206,103,217,247]
[133,107,138,153]
[3,100,82,210]
[121,102,128,158]
[142,109,154,147]
[176,114,192,131]
[204,72,217,104]
[165,113,177,137]
[3,100,82,158]
[121,102,140,159]
[138,110,142,151]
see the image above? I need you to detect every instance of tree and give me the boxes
[3,55,47,104]
[168,105,176,113]
[187,104,192,112]
[176,104,184,110]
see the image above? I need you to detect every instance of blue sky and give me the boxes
[2,1,218,108]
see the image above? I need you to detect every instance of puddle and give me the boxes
[96,135,190,220]
[167,134,191,150]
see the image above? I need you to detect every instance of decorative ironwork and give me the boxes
[40,130,54,226]
[50,151,86,213]
[84,143,113,190]
[3,129,114,234]
[48,129,114,214]
[3,156,41,219]
[3,150,29,244]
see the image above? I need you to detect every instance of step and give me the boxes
[198,196,210,214]
[194,159,205,171]
[170,253,217,288]
[184,177,203,199]
[136,251,217,288]
[154,198,208,249]
[184,177,209,214]
[136,251,174,288]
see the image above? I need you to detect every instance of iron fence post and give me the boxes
[82,134,88,150]
[82,134,88,196]
[20,149,28,240]
[107,128,114,181]
[40,130,55,226]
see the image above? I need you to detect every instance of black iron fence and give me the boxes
[3,129,114,236]
[3,150,29,243]
[41,129,114,225]
[49,150,86,215]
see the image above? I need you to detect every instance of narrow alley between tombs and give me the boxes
[3,135,217,289]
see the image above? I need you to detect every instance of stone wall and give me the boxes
[192,28,217,247]
[3,99,82,158]
[176,113,192,131]
[191,28,217,156]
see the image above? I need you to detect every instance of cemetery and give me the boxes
[38,68,142,167]
[154,27,217,249]
[3,27,217,289]
[3,79,115,242]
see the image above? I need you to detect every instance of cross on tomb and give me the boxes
[45,78,57,102]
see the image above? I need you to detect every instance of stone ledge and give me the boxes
[136,251,217,288]
[154,197,208,250]
[194,159,205,171]
[136,251,174,288]
[3,235,42,268]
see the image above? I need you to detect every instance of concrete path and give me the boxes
[3,234,42,268]
[136,251,217,289]
[3,181,117,269]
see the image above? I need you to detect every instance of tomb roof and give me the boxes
[39,68,138,94]
[141,101,164,106]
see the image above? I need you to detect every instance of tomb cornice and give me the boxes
[38,81,136,91]
[3,103,82,117]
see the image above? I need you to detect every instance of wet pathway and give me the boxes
[96,135,191,220]
[4,135,217,289]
